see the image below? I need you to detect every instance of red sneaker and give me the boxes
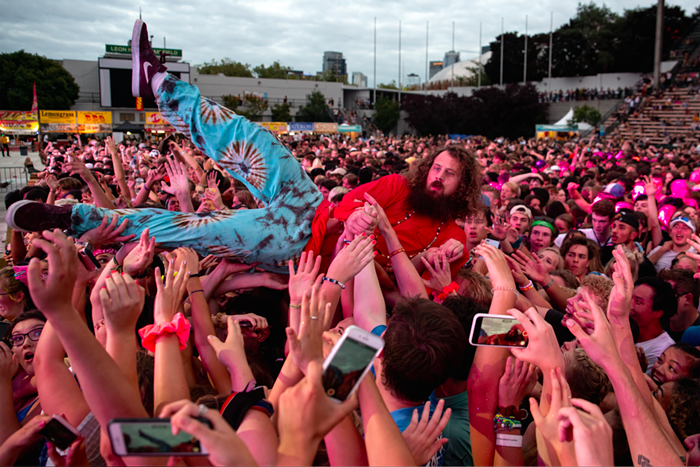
[6,200,73,232]
[131,19,167,99]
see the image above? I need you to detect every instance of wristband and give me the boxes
[138,313,191,352]
[187,289,204,299]
[189,273,202,278]
[494,413,522,433]
[491,287,518,296]
[322,276,346,290]
[495,434,523,447]
[389,248,406,258]
[112,255,121,267]
[518,280,534,292]
[542,277,555,290]
[510,237,523,249]
[289,303,302,309]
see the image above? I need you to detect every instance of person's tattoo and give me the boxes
[638,454,652,466]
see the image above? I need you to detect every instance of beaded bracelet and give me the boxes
[323,276,346,290]
[389,248,406,258]
[518,280,534,292]
[491,287,518,296]
[494,413,522,433]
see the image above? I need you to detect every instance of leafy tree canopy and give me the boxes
[373,97,401,134]
[295,91,332,122]
[271,102,292,122]
[254,61,293,79]
[0,50,79,110]
[197,58,253,77]
[570,104,602,126]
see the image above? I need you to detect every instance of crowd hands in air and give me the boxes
[4,118,700,467]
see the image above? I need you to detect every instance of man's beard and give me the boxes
[407,181,454,221]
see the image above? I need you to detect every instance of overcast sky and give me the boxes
[3,0,698,87]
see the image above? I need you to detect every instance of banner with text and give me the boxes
[338,125,362,133]
[0,111,39,134]
[77,111,112,133]
[40,110,77,133]
[144,112,174,132]
[288,122,314,132]
[258,122,288,133]
[313,122,338,133]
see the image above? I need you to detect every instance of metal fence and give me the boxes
[0,167,29,192]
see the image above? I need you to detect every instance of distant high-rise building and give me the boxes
[429,61,444,79]
[322,51,347,78]
[443,51,460,69]
[352,72,368,87]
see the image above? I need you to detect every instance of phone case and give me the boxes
[468,313,527,349]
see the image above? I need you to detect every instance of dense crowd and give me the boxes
[2,18,700,467]
[538,86,635,104]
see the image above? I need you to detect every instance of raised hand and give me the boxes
[607,245,634,326]
[529,367,576,463]
[473,242,516,290]
[437,239,464,263]
[508,308,564,372]
[160,400,257,466]
[364,193,393,237]
[485,214,509,241]
[642,175,657,197]
[402,399,451,466]
[498,356,538,408]
[99,271,145,335]
[120,229,156,276]
[326,234,376,285]
[288,251,323,306]
[278,360,358,461]
[153,257,189,324]
[207,318,254,391]
[566,290,619,367]
[556,399,614,467]
[511,250,549,285]
[27,229,78,315]
[286,284,334,375]
[63,158,93,182]
[345,202,379,237]
[78,214,135,246]
[162,158,190,195]
[172,247,199,276]
[199,254,219,271]
[504,255,530,288]
[421,252,453,291]
[0,342,18,383]
[144,169,164,190]
[228,313,268,331]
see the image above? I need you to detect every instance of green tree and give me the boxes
[0,50,79,110]
[295,91,332,122]
[221,94,239,112]
[254,61,292,79]
[570,105,602,126]
[238,94,268,122]
[455,66,492,87]
[373,97,400,134]
[271,102,292,122]
[197,58,253,77]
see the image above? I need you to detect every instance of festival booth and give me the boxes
[112,121,144,145]
[0,111,40,154]
[258,122,289,134]
[536,108,592,140]
[338,124,362,140]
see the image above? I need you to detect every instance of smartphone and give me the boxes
[484,238,501,249]
[108,418,210,456]
[469,313,528,348]
[39,415,81,451]
[76,243,101,270]
[322,325,384,402]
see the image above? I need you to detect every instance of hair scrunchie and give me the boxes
[139,313,191,352]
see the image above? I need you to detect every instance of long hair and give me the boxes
[409,144,484,219]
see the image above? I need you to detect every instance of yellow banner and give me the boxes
[0,111,38,122]
[258,122,288,133]
[40,110,76,124]
[145,112,166,126]
[77,111,112,125]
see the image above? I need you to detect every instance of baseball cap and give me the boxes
[604,183,625,198]
[510,205,533,219]
[330,167,347,176]
[149,150,160,158]
[613,210,640,231]
[670,216,696,233]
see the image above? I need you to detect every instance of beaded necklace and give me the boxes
[376,211,445,259]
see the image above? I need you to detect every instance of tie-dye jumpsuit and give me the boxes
[68,74,322,272]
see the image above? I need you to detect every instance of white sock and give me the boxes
[151,72,167,96]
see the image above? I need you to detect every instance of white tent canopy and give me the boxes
[554,108,593,131]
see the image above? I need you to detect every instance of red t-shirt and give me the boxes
[305,174,467,276]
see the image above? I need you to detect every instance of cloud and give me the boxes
[2,0,697,86]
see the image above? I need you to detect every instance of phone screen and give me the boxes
[471,316,528,348]
[40,418,79,451]
[323,336,379,401]
[115,421,205,455]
